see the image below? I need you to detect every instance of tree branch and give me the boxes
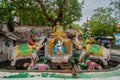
[37,0,54,25]
[55,0,67,25]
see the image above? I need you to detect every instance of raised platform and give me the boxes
[0,65,120,80]
[0,56,8,62]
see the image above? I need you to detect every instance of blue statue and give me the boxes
[52,38,66,54]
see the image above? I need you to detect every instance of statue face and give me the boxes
[56,22,60,25]
[56,38,62,43]
[58,40,61,44]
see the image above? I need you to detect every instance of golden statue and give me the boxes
[50,21,66,37]
[53,21,63,32]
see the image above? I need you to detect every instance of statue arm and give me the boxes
[79,49,86,63]
[72,40,79,48]
[40,43,44,49]
[53,26,56,32]
[72,40,81,49]
[78,29,83,35]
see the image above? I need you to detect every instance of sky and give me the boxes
[76,0,111,26]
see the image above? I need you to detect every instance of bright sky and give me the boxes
[76,0,111,26]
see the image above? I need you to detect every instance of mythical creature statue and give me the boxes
[27,57,49,70]
[73,28,110,67]
[8,34,45,66]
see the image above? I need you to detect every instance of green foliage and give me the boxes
[0,0,83,27]
[110,0,120,21]
[35,0,84,27]
[66,23,81,29]
[61,0,83,26]
[0,1,14,24]
[89,7,118,36]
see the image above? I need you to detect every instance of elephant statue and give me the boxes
[8,35,46,66]
[73,30,110,66]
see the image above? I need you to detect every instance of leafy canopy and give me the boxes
[110,0,120,22]
[89,7,118,36]
[0,0,84,27]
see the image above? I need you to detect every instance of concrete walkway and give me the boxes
[1,77,120,80]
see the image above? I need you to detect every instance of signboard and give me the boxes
[115,33,120,46]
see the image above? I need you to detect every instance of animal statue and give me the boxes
[27,57,49,70]
[79,43,110,66]
[71,50,102,70]
[73,29,110,66]
[0,25,19,57]
[85,60,102,70]
[8,35,45,66]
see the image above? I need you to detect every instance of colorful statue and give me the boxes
[8,35,45,66]
[79,28,110,66]
[85,60,102,70]
[27,57,49,70]
[53,38,66,54]
[72,29,83,49]
[28,29,37,45]
[82,28,94,47]
[72,27,110,67]
[79,54,102,70]
[28,29,38,52]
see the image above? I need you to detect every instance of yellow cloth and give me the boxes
[86,44,104,56]
[16,44,32,57]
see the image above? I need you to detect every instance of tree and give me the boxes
[89,7,118,36]
[66,23,81,29]
[110,0,120,22]
[0,0,16,31]
[0,0,50,26]
[0,0,84,27]
[36,0,84,27]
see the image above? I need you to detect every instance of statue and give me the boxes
[27,57,49,70]
[72,29,84,49]
[78,28,110,66]
[28,29,38,52]
[52,38,66,54]
[50,21,66,37]
[8,34,45,66]
[72,27,110,67]
[78,54,102,70]
[28,29,37,45]
[72,64,78,77]
[53,21,63,32]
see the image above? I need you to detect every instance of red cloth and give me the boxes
[28,34,35,46]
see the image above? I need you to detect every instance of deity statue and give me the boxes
[52,38,66,54]
[53,21,63,32]
[50,21,66,37]
[28,29,38,52]
[82,28,94,47]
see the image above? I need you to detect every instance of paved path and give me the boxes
[1,77,120,80]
